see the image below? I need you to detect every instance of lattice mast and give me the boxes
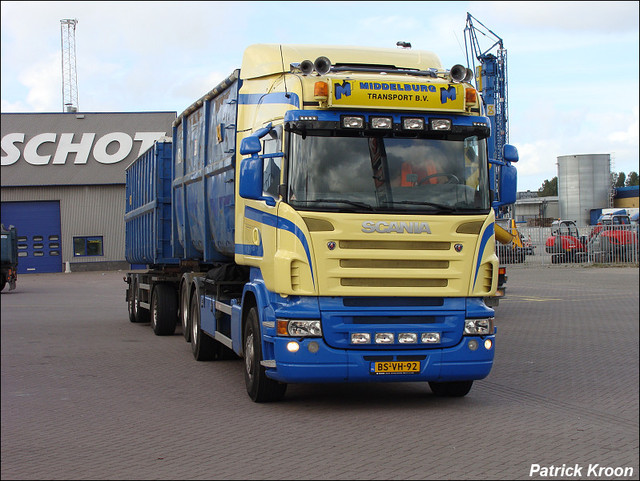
[60,18,79,112]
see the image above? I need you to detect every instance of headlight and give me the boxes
[464,318,494,336]
[277,319,322,337]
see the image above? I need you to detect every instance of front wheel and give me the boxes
[244,307,287,402]
[429,380,473,397]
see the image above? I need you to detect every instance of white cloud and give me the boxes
[481,1,639,33]
[17,53,60,112]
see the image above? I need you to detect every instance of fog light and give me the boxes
[308,341,319,353]
[351,333,371,344]
[421,332,441,344]
[484,339,493,350]
[398,332,418,344]
[287,341,300,352]
[375,333,394,344]
[468,339,478,351]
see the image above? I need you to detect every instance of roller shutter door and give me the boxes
[0,201,62,274]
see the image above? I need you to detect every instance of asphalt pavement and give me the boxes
[1,265,638,480]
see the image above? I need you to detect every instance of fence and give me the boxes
[500,225,640,266]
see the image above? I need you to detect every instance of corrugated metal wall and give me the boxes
[557,154,611,227]
[1,185,125,265]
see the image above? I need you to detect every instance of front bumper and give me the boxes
[263,334,494,384]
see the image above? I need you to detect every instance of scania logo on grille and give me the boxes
[454,244,463,252]
[327,241,336,250]
[361,221,431,234]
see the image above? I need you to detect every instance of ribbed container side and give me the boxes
[124,140,177,265]
[557,154,611,227]
[171,72,239,263]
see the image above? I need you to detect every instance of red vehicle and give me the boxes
[587,213,638,263]
[545,220,588,264]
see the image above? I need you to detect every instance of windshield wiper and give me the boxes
[382,200,456,212]
[294,198,377,211]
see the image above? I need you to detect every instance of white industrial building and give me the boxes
[1,112,176,274]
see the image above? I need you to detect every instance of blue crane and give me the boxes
[464,12,516,215]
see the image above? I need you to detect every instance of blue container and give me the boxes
[124,139,178,266]
[171,71,239,263]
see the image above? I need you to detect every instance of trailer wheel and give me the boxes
[150,284,178,336]
[429,380,473,397]
[127,285,136,322]
[190,289,218,361]
[180,281,191,342]
[243,307,287,402]
[131,278,149,323]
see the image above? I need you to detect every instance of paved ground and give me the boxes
[1,266,638,480]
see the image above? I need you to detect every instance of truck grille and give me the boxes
[301,214,493,297]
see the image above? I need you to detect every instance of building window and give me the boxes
[73,236,104,257]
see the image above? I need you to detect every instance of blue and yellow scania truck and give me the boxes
[124,44,518,402]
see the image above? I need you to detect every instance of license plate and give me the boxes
[370,361,420,375]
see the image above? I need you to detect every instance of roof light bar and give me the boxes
[430,119,451,131]
[342,116,365,129]
[403,118,425,130]
[371,117,393,129]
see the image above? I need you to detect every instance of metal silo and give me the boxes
[557,154,611,227]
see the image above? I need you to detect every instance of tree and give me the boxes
[614,172,626,188]
[625,171,639,186]
[537,176,557,197]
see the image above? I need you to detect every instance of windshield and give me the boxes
[286,133,489,213]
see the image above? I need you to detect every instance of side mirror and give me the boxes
[239,155,276,207]
[238,123,277,207]
[240,136,261,155]
[503,144,519,163]
[498,163,517,205]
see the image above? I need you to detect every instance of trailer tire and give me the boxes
[150,284,178,336]
[243,307,287,402]
[180,281,191,342]
[429,380,473,397]
[190,289,218,361]
[131,278,149,323]
[127,285,136,322]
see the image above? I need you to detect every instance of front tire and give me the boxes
[243,307,287,402]
[429,380,473,397]
[150,284,178,336]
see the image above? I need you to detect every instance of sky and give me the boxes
[1,1,638,192]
